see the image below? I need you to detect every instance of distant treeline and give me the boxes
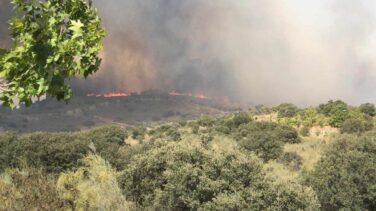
[253,100,376,134]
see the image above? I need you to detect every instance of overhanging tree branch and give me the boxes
[0,0,105,107]
[0,78,10,92]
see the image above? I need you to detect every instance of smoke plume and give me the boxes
[0,0,11,49]
[2,0,376,106]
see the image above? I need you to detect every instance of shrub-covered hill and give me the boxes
[0,91,235,132]
[1,108,376,210]
[256,100,376,135]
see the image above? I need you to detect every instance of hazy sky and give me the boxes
[2,0,376,106]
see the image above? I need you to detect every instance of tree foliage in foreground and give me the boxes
[3,107,376,210]
[0,0,105,107]
[0,126,128,173]
[0,167,65,210]
[119,140,319,210]
[305,134,376,211]
[57,154,133,210]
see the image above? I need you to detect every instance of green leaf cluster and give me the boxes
[0,0,105,107]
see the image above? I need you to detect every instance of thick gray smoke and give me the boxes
[86,0,237,98]
[0,0,12,49]
[2,0,376,105]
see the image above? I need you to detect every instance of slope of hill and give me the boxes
[0,112,320,210]
[0,92,237,132]
[1,101,375,210]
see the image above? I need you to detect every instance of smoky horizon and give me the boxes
[2,0,376,106]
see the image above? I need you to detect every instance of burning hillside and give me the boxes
[87,92,129,98]
[86,90,211,100]
[0,91,237,132]
[168,91,209,100]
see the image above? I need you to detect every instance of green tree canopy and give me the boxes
[317,100,347,116]
[305,134,376,210]
[0,0,105,107]
[359,103,376,117]
[275,103,300,118]
[328,103,350,127]
[119,139,319,210]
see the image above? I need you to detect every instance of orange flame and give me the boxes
[86,92,129,98]
[168,91,186,96]
[87,91,208,100]
[168,91,209,100]
[104,92,129,97]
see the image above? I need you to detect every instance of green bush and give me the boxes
[359,103,376,117]
[340,118,365,134]
[214,125,231,134]
[340,116,374,134]
[191,124,200,134]
[200,134,214,144]
[131,126,146,140]
[300,127,310,137]
[57,154,133,210]
[0,126,129,172]
[254,104,272,115]
[0,132,91,173]
[219,112,252,131]
[149,124,182,142]
[202,180,320,211]
[0,167,65,210]
[328,103,350,127]
[118,140,319,210]
[85,126,129,169]
[278,152,303,171]
[231,112,252,127]
[197,116,216,127]
[239,131,283,161]
[276,103,300,118]
[301,107,320,127]
[275,125,301,144]
[233,122,300,144]
[318,100,347,116]
[363,115,374,131]
[305,135,376,210]
[227,121,300,161]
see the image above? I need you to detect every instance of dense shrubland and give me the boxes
[0,167,65,210]
[271,100,375,134]
[118,139,319,210]
[1,101,376,210]
[0,126,128,172]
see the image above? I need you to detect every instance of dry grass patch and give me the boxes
[284,135,337,170]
